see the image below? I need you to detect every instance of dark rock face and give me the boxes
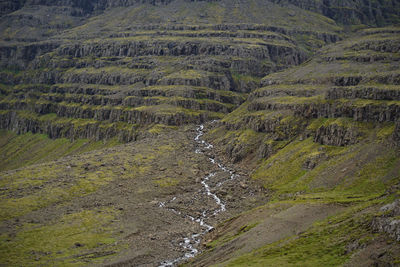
[248,100,400,123]
[314,124,360,146]
[55,40,304,66]
[372,200,400,242]
[0,42,60,69]
[327,87,400,101]
[0,0,398,147]
[302,151,327,169]
[393,122,400,146]
[0,111,137,142]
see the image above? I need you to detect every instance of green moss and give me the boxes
[154,177,179,187]
[0,168,114,221]
[147,124,178,134]
[224,202,378,267]
[306,118,330,131]
[163,69,208,79]
[232,73,261,85]
[376,123,395,141]
[0,208,123,266]
[133,104,224,119]
[237,129,263,145]
[206,222,259,249]
[252,138,317,194]
[335,152,397,197]
[251,132,398,203]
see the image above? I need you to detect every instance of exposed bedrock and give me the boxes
[0,42,60,68]
[314,124,360,146]
[56,41,305,66]
[326,86,400,101]
[393,122,400,147]
[0,111,137,142]
[248,101,400,123]
[0,101,216,125]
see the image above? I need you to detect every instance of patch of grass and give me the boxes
[252,136,398,203]
[207,221,260,249]
[232,73,261,85]
[0,130,121,171]
[376,123,395,141]
[147,124,178,134]
[0,208,123,266]
[154,177,179,187]
[224,202,379,267]
[0,168,114,221]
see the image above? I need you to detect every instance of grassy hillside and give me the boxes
[0,130,121,171]
[0,1,399,266]
[191,26,400,266]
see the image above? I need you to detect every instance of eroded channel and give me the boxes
[159,123,237,266]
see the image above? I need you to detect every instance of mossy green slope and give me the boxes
[0,1,399,266]
[0,127,213,266]
[191,26,400,266]
[0,130,120,171]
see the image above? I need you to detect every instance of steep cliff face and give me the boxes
[209,27,400,165]
[0,0,343,141]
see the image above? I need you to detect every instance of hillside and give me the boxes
[193,26,400,266]
[0,0,399,266]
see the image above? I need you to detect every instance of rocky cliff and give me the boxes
[0,0,344,140]
[209,27,400,165]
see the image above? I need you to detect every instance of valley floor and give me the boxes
[1,121,399,266]
[0,124,268,266]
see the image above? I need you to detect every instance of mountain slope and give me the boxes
[0,0,342,142]
[0,1,399,266]
[190,26,400,266]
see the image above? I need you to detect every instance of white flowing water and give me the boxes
[159,123,237,266]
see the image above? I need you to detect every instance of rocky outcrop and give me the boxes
[248,100,400,123]
[0,42,59,68]
[326,86,400,101]
[60,70,150,86]
[50,84,119,96]
[222,115,282,133]
[261,73,400,88]
[302,151,327,169]
[351,39,400,53]
[257,141,275,159]
[128,87,244,105]
[393,122,400,147]
[314,124,360,146]
[56,40,305,66]
[333,76,362,86]
[0,100,223,124]
[158,74,232,91]
[0,111,137,142]
[250,87,318,99]
[372,200,400,241]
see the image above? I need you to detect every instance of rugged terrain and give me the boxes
[0,0,399,266]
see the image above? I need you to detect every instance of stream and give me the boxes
[159,123,237,266]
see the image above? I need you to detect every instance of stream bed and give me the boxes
[159,124,237,266]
